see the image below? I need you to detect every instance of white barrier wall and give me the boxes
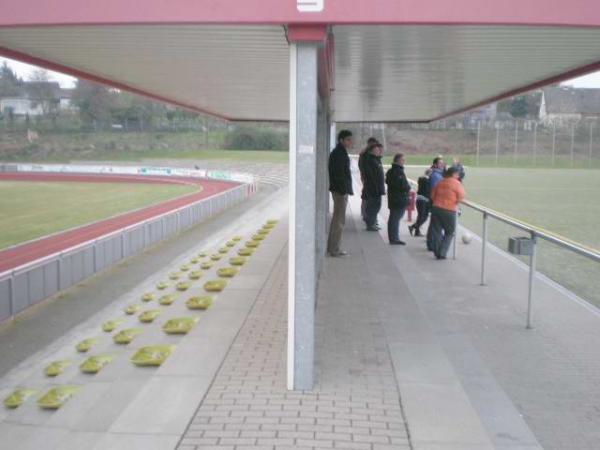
[12,163,255,184]
[0,164,257,321]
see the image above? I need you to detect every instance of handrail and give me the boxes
[407,175,599,328]
[461,198,600,263]
[407,176,600,264]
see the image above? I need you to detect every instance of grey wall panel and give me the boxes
[99,240,109,268]
[43,262,58,297]
[13,272,29,314]
[109,237,119,264]
[83,247,94,278]
[133,229,142,253]
[150,221,161,243]
[1,185,251,322]
[136,228,144,252]
[28,266,45,305]
[122,233,131,258]
[70,251,84,283]
[0,279,12,320]
[95,242,105,271]
[59,258,71,288]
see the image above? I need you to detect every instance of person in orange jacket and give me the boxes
[430,166,466,260]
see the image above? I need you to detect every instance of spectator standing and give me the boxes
[451,157,466,182]
[358,137,379,224]
[408,168,431,237]
[426,157,445,251]
[385,153,411,245]
[430,167,466,260]
[362,143,385,231]
[327,129,354,257]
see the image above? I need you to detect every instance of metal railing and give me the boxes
[407,177,600,328]
[456,199,600,328]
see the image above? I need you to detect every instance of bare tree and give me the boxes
[27,69,58,116]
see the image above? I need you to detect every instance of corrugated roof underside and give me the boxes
[333,26,600,122]
[0,25,290,121]
[1,25,599,122]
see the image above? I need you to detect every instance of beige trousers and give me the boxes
[327,192,348,255]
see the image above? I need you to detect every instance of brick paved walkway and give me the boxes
[178,247,411,450]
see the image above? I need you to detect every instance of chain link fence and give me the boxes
[344,119,600,168]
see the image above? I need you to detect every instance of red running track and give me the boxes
[0,172,240,273]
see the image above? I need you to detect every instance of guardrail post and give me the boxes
[526,232,537,329]
[480,212,488,286]
[9,272,15,318]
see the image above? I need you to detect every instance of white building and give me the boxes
[0,81,75,116]
[539,86,600,125]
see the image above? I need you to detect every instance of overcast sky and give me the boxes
[2,56,600,90]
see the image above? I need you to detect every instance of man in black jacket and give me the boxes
[358,137,379,224]
[385,153,411,245]
[327,130,354,257]
[362,143,385,231]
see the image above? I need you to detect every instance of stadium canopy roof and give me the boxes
[1,0,600,122]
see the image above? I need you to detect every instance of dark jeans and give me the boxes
[413,199,430,232]
[365,196,382,228]
[388,207,406,242]
[430,206,457,258]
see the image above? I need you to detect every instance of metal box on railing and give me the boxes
[508,237,533,255]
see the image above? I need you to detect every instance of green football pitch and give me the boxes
[0,181,198,250]
[405,166,600,307]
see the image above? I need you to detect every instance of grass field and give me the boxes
[0,181,198,250]
[406,166,600,307]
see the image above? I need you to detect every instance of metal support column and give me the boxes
[533,122,538,165]
[480,212,488,285]
[552,122,556,166]
[513,120,518,162]
[495,126,500,164]
[288,42,319,391]
[475,121,481,166]
[589,122,594,165]
[526,233,537,329]
[570,124,575,167]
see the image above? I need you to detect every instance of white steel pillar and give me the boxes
[287,41,319,391]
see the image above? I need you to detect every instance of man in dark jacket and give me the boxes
[327,130,354,257]
[385,153,411,245]
[362,143,385,231]
[358,137,379,224]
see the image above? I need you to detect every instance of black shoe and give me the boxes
[408,225,414,236]
[436,255,446,260]
[366,226,379,231]
[414,230,423,237]
[390,240,406,245]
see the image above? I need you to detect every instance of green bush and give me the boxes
[224,125,287,151]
